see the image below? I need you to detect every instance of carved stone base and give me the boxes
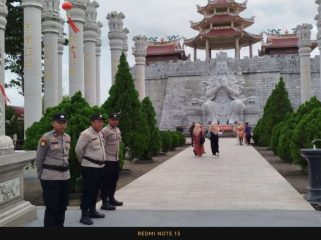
[0,201,36,227]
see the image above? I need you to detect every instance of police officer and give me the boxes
[100,113,123,211]
[35,113,70,227]
[75,114,106,225]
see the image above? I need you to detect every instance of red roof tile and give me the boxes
[147,45,180,56]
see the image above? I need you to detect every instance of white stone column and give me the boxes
[297,23,313,104]
[133,35,148,101]
[84,1,98,106]
[58,17,65,102]
[0,0,7,136]
[205,39,210,61]
[42,0,60,110]
[194,47,197,62]
[235,37,240,59]
[22,0,43,134]
[67,0,87,96]
[107,11,125,84]
[249,43,253,59]
[315,0,321,98]
[96,21,102,105]
[122,28,129,58]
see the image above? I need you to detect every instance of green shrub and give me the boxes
[290,108,321,170]
[271,121,286,155]
[161,131,172,152]
[169,131,179,151]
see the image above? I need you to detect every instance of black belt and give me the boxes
[84,157,106,166]
[43,164,69,172]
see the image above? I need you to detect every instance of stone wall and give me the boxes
[132,55,321,130]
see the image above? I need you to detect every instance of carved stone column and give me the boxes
[42,0,60,110]
[22,0,43,134]
[58,17,65,102]
[107,11,125,84]
[84,0,98,106]
[0,0,7,136]
[96,21,102,105]
[133,35,148,101]
[297,23,313,103]
[122,28,129,57]
[315,0,321,99]
[67,0,87,96]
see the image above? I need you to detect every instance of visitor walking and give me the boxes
[244,122,252,145]
[193,123,205,157]
[237,122,245,146]
[189,122,196,146]
[209,122,223,157]
[35,113,70,227]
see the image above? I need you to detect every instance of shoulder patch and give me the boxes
[40,138,47,147]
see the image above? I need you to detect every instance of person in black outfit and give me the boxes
[209,123,222,158]
[189,122,196,146]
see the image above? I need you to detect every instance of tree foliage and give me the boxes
[253,78,293,146]
[5,0,24,94]
[102,53,148,160]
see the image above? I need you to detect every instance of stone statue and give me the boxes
[202,52,245,124]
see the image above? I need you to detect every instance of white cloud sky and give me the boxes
[5,0,320,106]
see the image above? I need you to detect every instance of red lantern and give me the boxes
[62,2,73,11]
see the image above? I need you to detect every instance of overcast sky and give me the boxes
[6,0,320,106]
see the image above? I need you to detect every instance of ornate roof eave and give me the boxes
[190,14,255,30]
[184,28,261,49]
[197,0,247,15]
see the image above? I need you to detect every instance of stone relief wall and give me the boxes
[133,54,321,130]
[0,178,20,204]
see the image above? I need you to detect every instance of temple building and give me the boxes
[259,33,318,56]
[146,39,188,65]
[184,0,261,60]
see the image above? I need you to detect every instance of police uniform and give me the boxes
[35,113,70,227]
[75,114,106,225]
[100,113,123,210]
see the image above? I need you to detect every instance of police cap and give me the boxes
[109,112,120,120]
[52,113,68,123]
[90,114,105,121]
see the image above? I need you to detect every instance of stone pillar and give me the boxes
[22,0,43,134]
[235,37,240,59]
[133,35,148,101]
[84,1,98,106]
[96,21,103,105]
[249,43,253,59]
[42,0,60,110]
[107,11,125,84]
[297,23,313,104]
[67,0,87,96]
[315,0,321,98]
[0,0,7,136]
[58,17,65,102]
[122,28,129,57]
[194,47,197,62]
[205,39,210,60]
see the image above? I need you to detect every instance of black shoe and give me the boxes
[100,202,116,211]
[80,215,93,225]
[109,198,123,206]
[89,210,105,218]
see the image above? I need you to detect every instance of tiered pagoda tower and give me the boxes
[185,0,261,60]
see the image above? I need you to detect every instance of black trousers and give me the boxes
[210,134,219,155]
[80,167,103,213]
[100,161,120,202]
[40,180,69,228]
[246,135,251,145]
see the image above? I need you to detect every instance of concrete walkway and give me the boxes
[26,138,321,227]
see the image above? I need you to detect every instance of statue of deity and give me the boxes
[202,53,245,124]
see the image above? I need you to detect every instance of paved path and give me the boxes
[26,138,321,227]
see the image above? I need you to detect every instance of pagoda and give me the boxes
[259,33,318,56]
[184,0,261,60]
[146,38,188,65]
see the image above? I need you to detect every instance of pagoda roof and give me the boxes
[261,34,318,52]
[147,41,185,56]
[191,13,254,31]
[197,0,247,15]
[185,27,261,50]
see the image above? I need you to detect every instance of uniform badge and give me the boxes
[40,139,47,147]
